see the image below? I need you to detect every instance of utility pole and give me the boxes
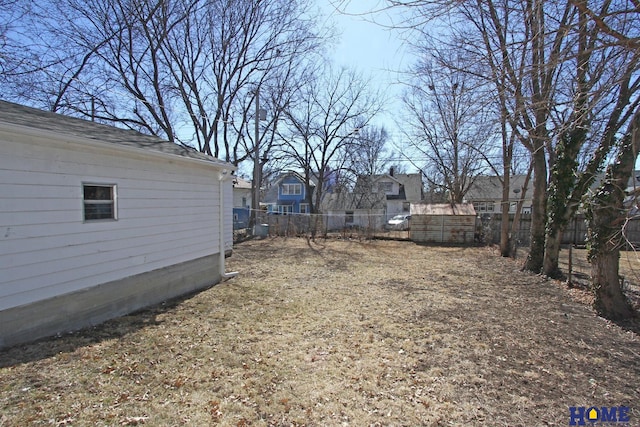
[250,86,264,232]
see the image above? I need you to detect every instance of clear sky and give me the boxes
[319,1,411,147]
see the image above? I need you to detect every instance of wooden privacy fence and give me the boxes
[479,213,640,248]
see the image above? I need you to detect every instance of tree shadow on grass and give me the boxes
[0,289,204,368]
[566,273,640,336]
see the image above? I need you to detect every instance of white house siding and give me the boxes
[232,178,252,209]
[0,126,225,313]
[223,176,234,252]
[233,189,251,209]
[386,200,408,219]
[325,210,385,231]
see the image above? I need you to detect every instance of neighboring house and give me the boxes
[0,100,235,349]
[322,191,386,230]
[232,177,252,229]
[263,171,313,215]
[323,168,424,230]
[465,175,532,214]
[355,168,424,220]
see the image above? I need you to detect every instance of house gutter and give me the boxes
[218,170,239,281]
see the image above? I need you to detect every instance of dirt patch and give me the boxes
[1,238,639,426]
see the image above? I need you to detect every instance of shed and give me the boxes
[0,101,235,349]
[410,203,476,244]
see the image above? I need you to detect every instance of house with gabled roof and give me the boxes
[323,168,424,230]
[354,168,424,219]
[0,100,235,349]
[232,177,252,229]
[464,175,532,214]
[322,190,386,230]
[263,171,314,215]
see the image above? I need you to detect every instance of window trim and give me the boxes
[278,205,293,215]
[345,210,354,224]
[281,183,302,196]
[83,183,117,222]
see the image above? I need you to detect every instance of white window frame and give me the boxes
[83,183,117,222]
[300,203,309,214]
[281,183,302,196]
[345,211,354,224]
[278,205,293,215]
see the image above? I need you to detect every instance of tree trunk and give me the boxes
[590,246,633,320]
[542,228,564,278]
[543,130,582,279]
[524,145,547,273]
[587,108,639,320]
[542,9,591,279]
[509,164,533,258]
[499,173,511,257]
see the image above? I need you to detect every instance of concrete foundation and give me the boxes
[0,253,222,349]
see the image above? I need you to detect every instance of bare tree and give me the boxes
[586,109,639,320]
[541,1,640,278]
[175,0,324,161]
[344,125,393,183]
[373,0,546,257]
[278,67,383,234]
[0,0,32,80]
[401,59,496,204]
[336,125,401,214]
[459,1,535,257]
[0,0,110,110]
[577,0,640,320]
[391,0,637,274]
[0,0,326,164]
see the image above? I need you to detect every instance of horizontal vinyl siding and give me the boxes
[0,136,224,311]
[224,181,233,252]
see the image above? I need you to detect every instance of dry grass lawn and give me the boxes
[1,238,639,426]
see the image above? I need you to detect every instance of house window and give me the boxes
[83,184,116,221]
[300,203,309,214]
[378,182,393,193]
[281,183,302,195]
[278,205,293,215]
[473,201,495,213]
[345,211,354,224]
[242,196,247,208]
[402,202,410,212]
[473,202,486,212]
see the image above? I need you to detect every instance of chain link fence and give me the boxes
[235,211,640,251]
